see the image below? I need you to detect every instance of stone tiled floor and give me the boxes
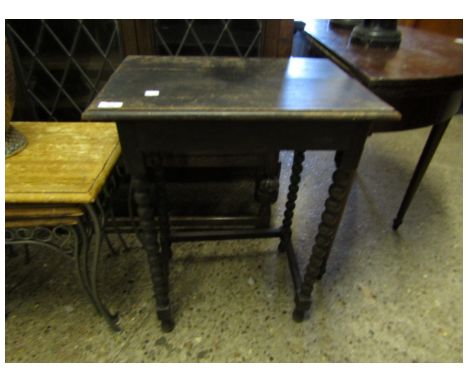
[5,116,462,362]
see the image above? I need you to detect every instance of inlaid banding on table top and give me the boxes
[83,56,400,122]
[5,122,121,204]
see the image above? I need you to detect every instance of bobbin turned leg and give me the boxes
[256,177,280,229]
[152,155,173,261]
[278,151,305,252]
[294,129,367,322]
[293,167,355,321]
[133,173,174,332]
[334,150,344,168]
[254,151,280,228]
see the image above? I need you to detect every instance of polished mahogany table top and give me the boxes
[303,19,462,86]
[302,19,463,130]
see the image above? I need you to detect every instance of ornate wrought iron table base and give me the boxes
[5,169,126,332]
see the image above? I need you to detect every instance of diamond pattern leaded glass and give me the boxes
[6,19,265,121]
[153,20,263,57]
[6,19,123,121]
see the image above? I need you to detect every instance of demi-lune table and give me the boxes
[301,19,463,230]
[83,56,399,332]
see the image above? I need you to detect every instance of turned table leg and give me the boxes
[133,173,174,332]
[279,150,305,252]
[294,131,367,322]
[152,155,173,261]
[293,166,356,321]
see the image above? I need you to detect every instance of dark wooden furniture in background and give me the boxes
[6,19,294,229]
[301,19,462,231]
[83,56,399,331]
[399,19,462,38]
[119,20,294,57]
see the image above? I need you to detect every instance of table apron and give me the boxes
[117,120,371,153]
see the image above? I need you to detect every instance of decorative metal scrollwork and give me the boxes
[5,224,76,258]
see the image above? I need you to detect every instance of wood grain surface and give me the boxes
[83,56,399,122]
[5,217,80,228]
[6,122,121,204]
[5,205,83,218]
[303,19,463,86]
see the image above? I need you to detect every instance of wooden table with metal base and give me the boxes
[5,122,123,331]
[83,56,399,332]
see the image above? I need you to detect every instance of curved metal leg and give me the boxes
[279,150,305,252]
[103,172,130,253]
[96,199,119,257]
[108,200,129,253]
[74,220,101,314]
[84,204,121,331]
[70,222,106,313]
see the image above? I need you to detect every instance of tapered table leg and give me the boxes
[133,173,174,332]
[279,151,305,252]
[393,119,450,230]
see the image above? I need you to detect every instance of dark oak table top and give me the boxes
[83,56,399,123]
[302,19,463,88]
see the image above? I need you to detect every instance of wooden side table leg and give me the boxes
[334,150,344,168]
[152,156,173,261]
[255,152,281,229]
[294,130,367,322]
[393,119,450,230]
[255,177,280,229]
[133,174,175,332]
[293,167,355,321]
[278,150,305,252]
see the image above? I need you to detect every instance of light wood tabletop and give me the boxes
[6,122,121,204]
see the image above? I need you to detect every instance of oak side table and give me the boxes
[83,56,399,332]
[5,121,122,331]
